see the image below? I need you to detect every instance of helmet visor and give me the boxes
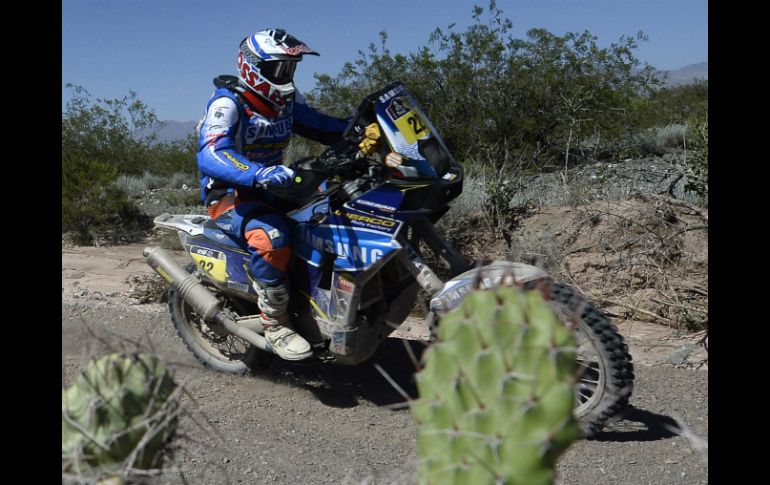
[259,60,298,85]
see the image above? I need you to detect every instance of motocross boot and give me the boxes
[253,282,312,361]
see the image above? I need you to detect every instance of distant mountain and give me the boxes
[656,62,708,86]
[135,120,198,144]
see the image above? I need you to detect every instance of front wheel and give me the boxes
[168,264,273,374]
[527,281,634,437]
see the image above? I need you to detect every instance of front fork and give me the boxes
[397,217,474,297]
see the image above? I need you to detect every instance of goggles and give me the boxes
[258,60,298,85]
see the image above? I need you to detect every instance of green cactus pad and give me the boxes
[62,353,178,474]
[413,286,580,485]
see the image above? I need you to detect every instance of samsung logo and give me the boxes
[302,230,384,265]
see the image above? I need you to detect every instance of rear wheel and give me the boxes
[168,264,273,374]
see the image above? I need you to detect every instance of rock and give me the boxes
[666,344,700,366]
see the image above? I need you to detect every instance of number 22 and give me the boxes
[407,115,425,135]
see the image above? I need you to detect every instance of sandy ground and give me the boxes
[62,242,708,484]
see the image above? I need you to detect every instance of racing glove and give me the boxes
[254,165,296,187]
[358,123,381,155]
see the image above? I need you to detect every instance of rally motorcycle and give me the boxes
[144,82,633,436]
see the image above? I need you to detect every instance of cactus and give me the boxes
[412,286,580,485]
[62,353,178,476]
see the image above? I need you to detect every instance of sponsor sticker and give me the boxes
[155,267,173,284]
[378,84,406,104]
[355,199,398,213]
[335,210,396,228]
[386,97,409,122]
[222,151,250,171]
[226,280,250,293]
[243,140,290,151]
[335,275,354,293]
[281,45,314,56]
[237,52,289,109]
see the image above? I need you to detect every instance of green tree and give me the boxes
[62,85,158,244]
[62,84,159,175]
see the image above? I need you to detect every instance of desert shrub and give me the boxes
[166,171,199,190]
[114,174,150,198]
[62,86,198,244]
[309,1,659,172]
[62,153,151,245]
[130,172,166,190]
[114,171,199,198]
[481,176,535,244]
[633,80,708,128]
[684,118,708,202]
[163,190,201,208]
[632,123,688,157]
[148,133,199,177]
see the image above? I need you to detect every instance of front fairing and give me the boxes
[345,82,462,181]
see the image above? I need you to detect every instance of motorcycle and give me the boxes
[144,82,633,436]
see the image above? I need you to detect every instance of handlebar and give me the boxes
[255,140,383,204]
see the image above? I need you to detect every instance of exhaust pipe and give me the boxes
[143,246,274,354]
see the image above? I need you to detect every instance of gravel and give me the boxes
[62,298,707,485]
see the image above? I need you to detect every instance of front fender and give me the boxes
[428,261,549,315]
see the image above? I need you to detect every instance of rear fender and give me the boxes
[153,213,208,236]
[428,261,549,315]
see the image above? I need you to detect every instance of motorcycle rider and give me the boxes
[196,29,349,361]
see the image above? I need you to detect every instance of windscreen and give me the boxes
[373,84,456,178]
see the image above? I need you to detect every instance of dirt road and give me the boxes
[62,243,707,484]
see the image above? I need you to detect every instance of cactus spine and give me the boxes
[412,286,580,485]
[62,353,178,476]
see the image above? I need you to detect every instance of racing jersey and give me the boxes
[196,82,348,205]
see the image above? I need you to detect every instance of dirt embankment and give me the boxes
[444,194,708,343]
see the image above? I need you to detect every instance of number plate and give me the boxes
[394,109,430,144]
[190,245,228,282]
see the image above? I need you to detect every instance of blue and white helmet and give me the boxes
[237,29,319,114]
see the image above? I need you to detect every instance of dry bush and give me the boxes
[126,274,169,304]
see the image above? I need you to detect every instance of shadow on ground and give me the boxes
[246,340,684,445]
[258,338,426,409]
[591,406,680,442]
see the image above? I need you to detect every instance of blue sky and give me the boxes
[62,0,707,122]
